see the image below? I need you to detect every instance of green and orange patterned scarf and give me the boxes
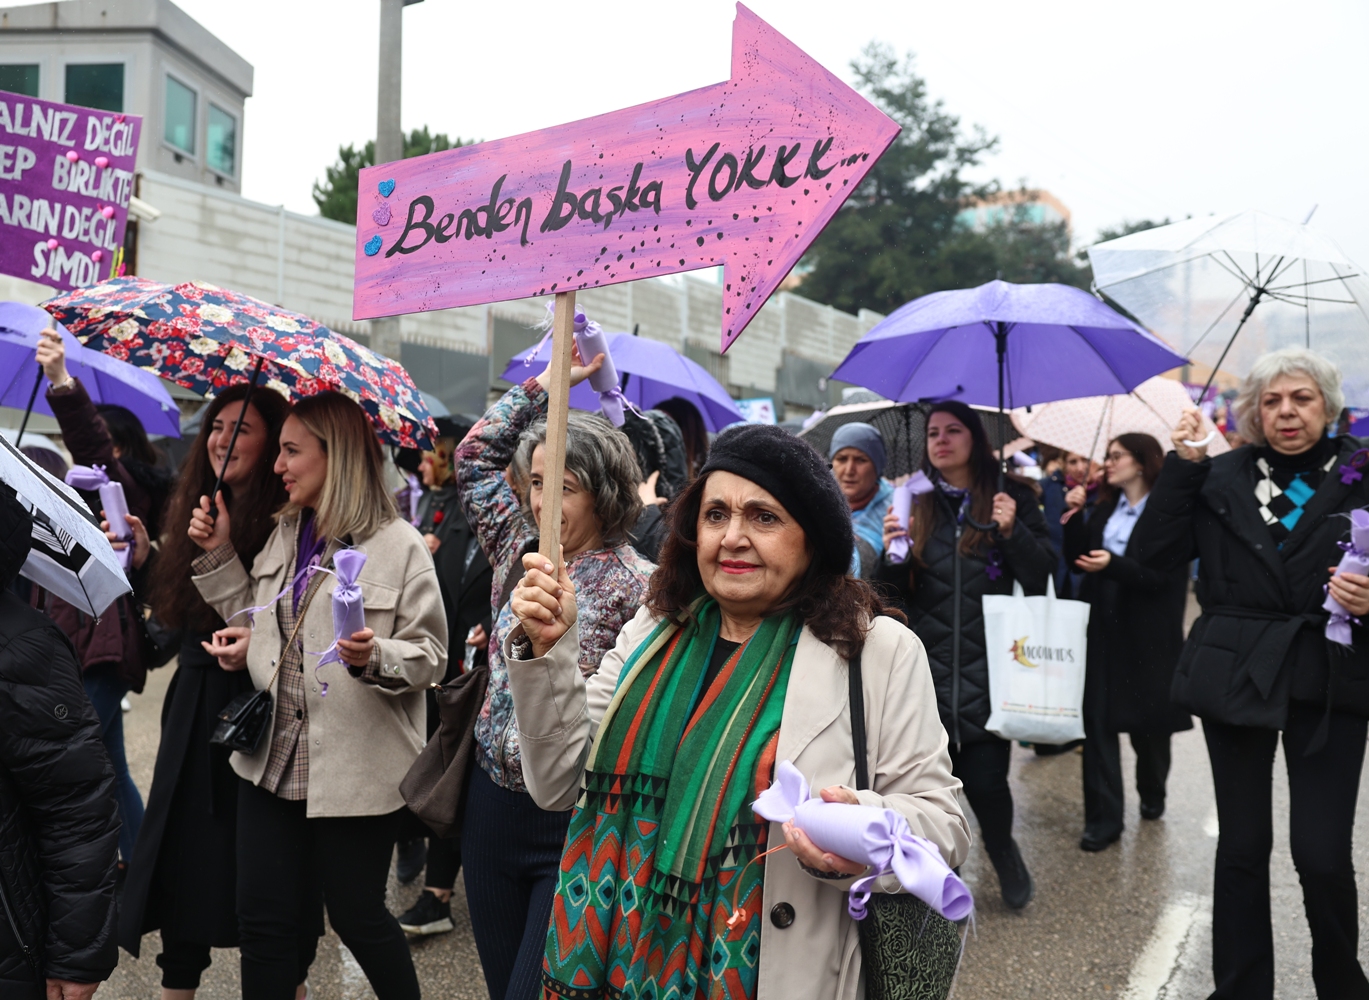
[542,598,799,1000]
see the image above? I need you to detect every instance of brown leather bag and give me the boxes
[399,664,489,840]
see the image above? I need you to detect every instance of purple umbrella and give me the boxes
[502,332,743,432]
[832,280,1188,501]
[0,302,180,438]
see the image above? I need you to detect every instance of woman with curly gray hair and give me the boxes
[453,350,654,1000]
[1136,346,1369,999]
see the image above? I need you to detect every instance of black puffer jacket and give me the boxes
[0,489,120,996]
[877,479,1056,745]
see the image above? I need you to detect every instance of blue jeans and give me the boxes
[83,663,144,862]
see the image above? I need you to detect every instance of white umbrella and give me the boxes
[1088,211,1369,403]
[0,433,129,616]
[1012,376,1230,463]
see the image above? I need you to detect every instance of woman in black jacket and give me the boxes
[1134,347,1369,999]
[1062,433,1191,853]
[118,385,292,997]
[878,401,1056,909]
[0,487,120,1000]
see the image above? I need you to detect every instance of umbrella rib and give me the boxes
[1188,286,1251,355]
[1266,273,1362,292]
[1215,251,1256,287]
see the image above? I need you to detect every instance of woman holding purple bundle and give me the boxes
[187,390,445,1000]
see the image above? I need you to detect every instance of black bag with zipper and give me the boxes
[849,651,965,1000]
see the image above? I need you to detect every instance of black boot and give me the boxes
[988,839,1034,909]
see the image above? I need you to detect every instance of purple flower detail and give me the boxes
[1340,448,1369,485]
[985,548,1004,581]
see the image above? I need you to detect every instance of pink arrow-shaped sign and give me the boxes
[352,4,899,352]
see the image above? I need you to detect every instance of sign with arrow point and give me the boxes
[352,3,899,353]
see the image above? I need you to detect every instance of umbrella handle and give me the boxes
[16,368,43,443]
[206,356,265,521]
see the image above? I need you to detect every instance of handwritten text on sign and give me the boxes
[0,91,141,290]
[353,4,899,351]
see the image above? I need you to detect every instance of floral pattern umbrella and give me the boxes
[42,277,437,449]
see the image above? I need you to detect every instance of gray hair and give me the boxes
[515,410,644,545]
[1234,347,1345,445]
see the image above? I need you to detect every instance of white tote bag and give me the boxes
[982,577,1090,744]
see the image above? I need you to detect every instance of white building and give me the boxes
[1,0,881,420]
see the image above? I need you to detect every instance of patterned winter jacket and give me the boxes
[455,378,654,793]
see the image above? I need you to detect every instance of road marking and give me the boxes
[339,940,371,999]
[1203,808,1219,838]
[1122,892,1213,1000]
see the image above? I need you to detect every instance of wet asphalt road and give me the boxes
[107,595,1369,999]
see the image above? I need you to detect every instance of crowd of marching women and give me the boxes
[6,331,1369,1000]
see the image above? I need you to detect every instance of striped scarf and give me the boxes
[542,599,799,1000]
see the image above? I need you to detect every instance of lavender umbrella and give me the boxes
[0,302,180,438]
[502,332,743,432]
[832,280,1189,498]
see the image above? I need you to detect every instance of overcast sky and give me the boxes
[148,0,1369,268]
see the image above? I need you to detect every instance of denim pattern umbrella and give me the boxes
[42,277,437,450]
[0,301,181,438]
[501,331,743,432]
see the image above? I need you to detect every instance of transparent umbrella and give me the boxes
[1088,210,1369,403]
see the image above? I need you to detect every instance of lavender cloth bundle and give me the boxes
[752,760,972,921]
[1324,509,1369,646]
[315,549,368,671]
[65,465,132,570]
[573,309,628,427]
[885,471,934,565]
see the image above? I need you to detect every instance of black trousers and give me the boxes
[461,766,572,1000]
[236,780,420,1000]
[426,834,461,889]
[1204,704,1369,1000]
[1082,727,1171,838]
[948,738,1016,859]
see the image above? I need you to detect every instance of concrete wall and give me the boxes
[3,168,883,419]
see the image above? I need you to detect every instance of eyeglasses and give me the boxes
[1103,452,1128,463]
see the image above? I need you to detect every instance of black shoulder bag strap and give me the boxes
[848,651,869,791]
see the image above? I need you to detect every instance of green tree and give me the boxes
[313,126,470,224]
[795,48,1090,311]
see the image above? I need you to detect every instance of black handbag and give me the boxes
[399,663,489,840]
[848,651,964,1000]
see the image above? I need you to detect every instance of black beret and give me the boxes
[699,424,854,576]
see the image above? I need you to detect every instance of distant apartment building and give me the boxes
[957,188,1071,234]
[0,0,879,417]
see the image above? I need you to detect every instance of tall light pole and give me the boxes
[371,0,422,358]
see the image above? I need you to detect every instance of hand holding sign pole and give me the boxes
[353,4,899,558]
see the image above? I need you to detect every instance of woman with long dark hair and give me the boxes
[119,384,292,999]
[1063,433,1191,852]
[879,400,1056,909]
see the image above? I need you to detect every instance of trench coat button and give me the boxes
[314,738,320,745]
[769,902,795,929]
[271,659,276,667]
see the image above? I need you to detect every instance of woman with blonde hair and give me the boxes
[188,390,446,1000]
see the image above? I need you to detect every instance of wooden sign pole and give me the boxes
[538,290,577,565]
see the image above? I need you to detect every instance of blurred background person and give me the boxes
[1136,348,1369,999]
[189,391,446,1000]
[828,421,894,578]
[33,327,170,879]
[120,385,291,999]
[620,408,688,562]
[0,487,121,1000]
[1063,433,1190,853]
[879,401,1056,909]
[654,396,709,481]
[454,353,652,1000]
[395,415,495,937]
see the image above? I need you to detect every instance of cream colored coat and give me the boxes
[506,608,970,1000]
[193,514,447,818]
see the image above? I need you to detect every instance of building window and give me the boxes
[206,103,236,176]
[64,63,123,112]
[0,65,40,97]
[164,75,196,154]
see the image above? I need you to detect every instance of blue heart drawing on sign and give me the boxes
[377,179,395,198]
[364,234,383,256]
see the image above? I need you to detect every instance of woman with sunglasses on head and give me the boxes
[187,391,446,1000]
[1062,433,1191,854]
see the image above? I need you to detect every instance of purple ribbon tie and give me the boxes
[752,761,973,922]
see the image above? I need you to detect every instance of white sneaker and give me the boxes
[120,696,131,713]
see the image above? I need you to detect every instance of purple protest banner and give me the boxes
[0,91,141,290]
[352,4,899,353]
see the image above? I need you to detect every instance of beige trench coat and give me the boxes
[193,515,447,818]
[506,608,970,1000]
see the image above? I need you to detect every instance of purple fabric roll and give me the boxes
[65,464,131,569]
[1324,509,1369,645]
[753,760,972,922]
